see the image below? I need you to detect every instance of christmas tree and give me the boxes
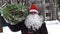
[2,3,29,25]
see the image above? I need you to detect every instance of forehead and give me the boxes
[30,12,37,13]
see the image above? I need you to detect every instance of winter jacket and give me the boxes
[8,20,48,34]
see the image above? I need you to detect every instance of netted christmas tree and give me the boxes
[2,3,29,25]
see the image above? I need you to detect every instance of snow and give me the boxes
[46,24,60,34]
[0,26,22,34]
[45,20,60,34]
[0,20,60,34]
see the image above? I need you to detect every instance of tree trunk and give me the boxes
[0,14,3,32]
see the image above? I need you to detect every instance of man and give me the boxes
[24,4,48,34]
[8,4,48,34]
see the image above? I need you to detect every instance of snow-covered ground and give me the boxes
[45,20,60,34]
[0,26,22,34]
[0,20,60,34]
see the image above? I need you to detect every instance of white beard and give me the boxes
[25,14,44,31]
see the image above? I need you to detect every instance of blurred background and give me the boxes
[0,0,60,20]
[0,0,60,34]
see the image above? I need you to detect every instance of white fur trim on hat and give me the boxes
[29,9,38,13]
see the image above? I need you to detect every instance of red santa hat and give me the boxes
[29,4,39,13]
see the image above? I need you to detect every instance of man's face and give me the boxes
[29,12,37,15]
